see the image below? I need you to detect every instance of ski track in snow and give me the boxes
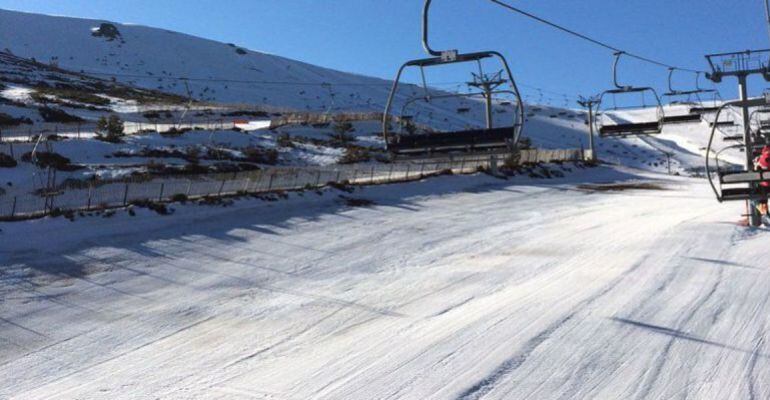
[1,168,770,399]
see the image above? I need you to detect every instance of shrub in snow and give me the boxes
[277,133,294,148]
[503,152,521,170]
[329,121,356,144]
[402,119,418,135]
[206,147,229,160]
[0,113,33,127]
[185,147,201,163]
[0,153,17,168]
[326,181,354,193]
[96,115,125,143]
[339,146,370,164]
[21,151,81,171]
[170,193,188,203]
[38,107,84,123]
[142,111,161,120]
[340,196,375,207]
[241,147,278,165]
[235,48,248,55]
[160,127,191,137]
[32,87,111,107]
[129,200,172,215]
[221,110,270,118]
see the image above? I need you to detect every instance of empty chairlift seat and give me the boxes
[661,113,702,124]
[595,53,665,138]
[598,121,662,137]
[690,106,720,115]
[661,69,717,124]
[388,126,514,155]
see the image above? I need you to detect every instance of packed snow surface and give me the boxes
[2,167,768,399]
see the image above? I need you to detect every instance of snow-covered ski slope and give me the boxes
[2,167,768,399]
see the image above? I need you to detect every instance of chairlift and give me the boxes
[751,107,770,135]
[382,0,525,157]
[595,52,664,138]
[708,109,737,128]
[688,73,723,115]
[660,69,710,124]
[705,96,770,202]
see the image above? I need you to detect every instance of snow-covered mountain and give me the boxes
[0,7,736,179]
[0,8,395,111]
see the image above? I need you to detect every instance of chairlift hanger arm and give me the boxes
[611,52,653,92]
[667,68,676,94]
[766,0,770,45]
[423,0,458,59]
[612,52,629,90]
[694,72,716,93]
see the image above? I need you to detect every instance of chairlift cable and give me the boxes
[487,0,707,74]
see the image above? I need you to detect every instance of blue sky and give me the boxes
[1,0,769,103]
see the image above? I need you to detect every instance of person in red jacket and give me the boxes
[754,144,770,220]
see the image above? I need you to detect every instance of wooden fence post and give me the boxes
[158,183,165,201]
[86,184,93,210]
[10,196,16,218]
[123,183,130,206]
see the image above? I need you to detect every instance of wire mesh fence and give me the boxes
[0,148,585,221]
[0,120,246,143]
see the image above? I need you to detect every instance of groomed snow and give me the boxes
[2,166,768,399]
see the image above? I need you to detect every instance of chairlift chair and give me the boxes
[382,0,525,157]
[707,107,737,128]
[660,69,711,124]
[688,73,723,115]
[706,96,770,202]
[751,108,770,136]
[595,52,665,138]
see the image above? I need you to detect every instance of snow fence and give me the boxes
[0,148,585,220]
